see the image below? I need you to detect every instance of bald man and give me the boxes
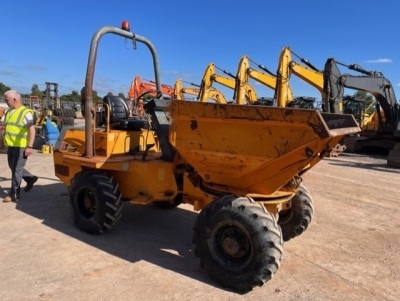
[2,90,38,203]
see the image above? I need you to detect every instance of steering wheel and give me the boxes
[136,89,163,103]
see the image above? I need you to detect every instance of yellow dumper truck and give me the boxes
[53,22,360,292]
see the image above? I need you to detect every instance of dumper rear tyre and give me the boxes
[278,184,314,241]
[193,195,283,292]
[69,171,123,234]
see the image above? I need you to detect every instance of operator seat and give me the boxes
[102,95,147,130]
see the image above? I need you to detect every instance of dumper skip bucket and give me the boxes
[168,100,360,195]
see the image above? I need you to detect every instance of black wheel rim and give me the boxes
[210,223,252,271]
[278,209,294,225]
[76,188,97,219]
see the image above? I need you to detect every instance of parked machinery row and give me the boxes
[134,45,399,167]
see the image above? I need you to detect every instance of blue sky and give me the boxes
[1,0,399,102]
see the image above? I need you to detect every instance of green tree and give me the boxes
[60,90,81,105]
[354,91,374,104]
[354,91,376,116]
[31,84,43,98]
[0,82,11,96]
[93,90,102,103]
[78,89,102,104]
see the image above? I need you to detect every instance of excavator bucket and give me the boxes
[169,100,360,195]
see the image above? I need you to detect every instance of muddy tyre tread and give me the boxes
[69,170,123,234]
[278,184,314,241]
[193,195,283,292]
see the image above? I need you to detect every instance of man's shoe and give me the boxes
[3,195,16,203]
[24,176,38,192]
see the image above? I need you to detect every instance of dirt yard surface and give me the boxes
[0,150,399,301]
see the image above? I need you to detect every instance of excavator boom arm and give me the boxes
[289,61,325,96]
[128,76,174,101]
[324,57,400,132]
[247,68,276,90]
[340,74,397,123]
[174,78,227,103]
[199,62,257,104]
[235,56,258,104]
[275,47,294,107]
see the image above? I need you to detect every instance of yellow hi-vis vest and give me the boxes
[4,106,33,147]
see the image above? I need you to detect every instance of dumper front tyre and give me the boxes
[69,171,123,234]
[278,184,314,242]
[193,195,283,292]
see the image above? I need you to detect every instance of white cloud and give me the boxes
[363,58,392,63]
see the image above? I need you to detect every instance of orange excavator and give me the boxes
[127,76,174,117]
[128,76,174,100]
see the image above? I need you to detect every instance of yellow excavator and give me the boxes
[52,21,360,292]
[274,46,379,127]
[284,48,325,100]
[274,47,322,109]
[342,94,377,131]
[173,78,227,103]
[245,55,291,106]
[239,47,314,108]
[198,62,258,104]
[232,54,281,106]
[245,56,278,91]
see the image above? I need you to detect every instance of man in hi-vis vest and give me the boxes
[2,90,38,203]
